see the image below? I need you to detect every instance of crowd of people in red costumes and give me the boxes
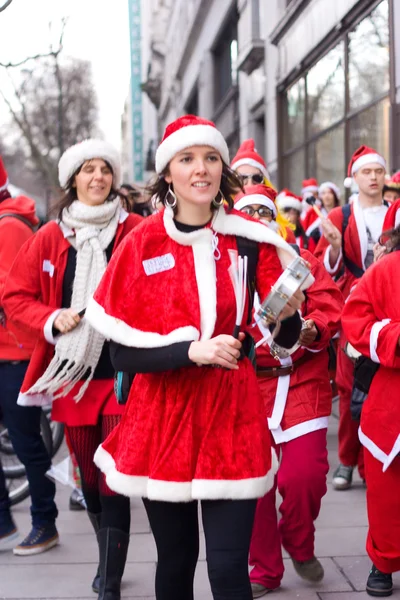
[1,114,400,600]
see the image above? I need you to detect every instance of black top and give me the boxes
[110,219,302,374]
[62,240,115,379]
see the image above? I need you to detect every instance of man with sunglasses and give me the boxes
[231,139,273,188]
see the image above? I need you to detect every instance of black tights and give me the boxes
[143,498,256,600]
[65,416,130,533]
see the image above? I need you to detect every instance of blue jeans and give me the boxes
[0,361,58,527]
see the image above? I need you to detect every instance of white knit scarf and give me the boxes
[27,198,121,402]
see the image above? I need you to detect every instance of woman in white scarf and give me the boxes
[3,139,143,599]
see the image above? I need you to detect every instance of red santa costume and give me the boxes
[276,189,307,248]
[235,187,343,589]
[302,181,341,254]
[383,196,400,231]
[84,117,314,504]
[314,146,388,485]
[300,178,319,221]
[341,249,400,575]
[231,139,272,186]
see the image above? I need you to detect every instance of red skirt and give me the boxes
[94,360,278,502]
[51,379,124,427]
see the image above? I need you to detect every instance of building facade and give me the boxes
[133,0,398,195]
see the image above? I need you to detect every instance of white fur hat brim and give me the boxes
[277,196,302,212]
[155,125,230,174]
[319,181,340,199]
[230,158,270,180]
[235,195,277,217]
[58,139,121,188]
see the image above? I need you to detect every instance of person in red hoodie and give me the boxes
[235,186,343,597]
[2,140,143,598]
[0,156,57,554]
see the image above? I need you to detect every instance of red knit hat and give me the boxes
[155,115,229,174]
[234,184,277,216]
[276,188,303,212]
[344,145,386,188]
[230,139,270,179]
[301,178,318,195]
[0,156,9,193]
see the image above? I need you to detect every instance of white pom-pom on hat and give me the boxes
[344,177,353,189]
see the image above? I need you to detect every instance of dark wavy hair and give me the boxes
[53,160,125,220]
[379,224,400,252]
[146,161,243,210]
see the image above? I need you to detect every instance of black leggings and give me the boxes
[65,416,130,532]
[143,498,256,600]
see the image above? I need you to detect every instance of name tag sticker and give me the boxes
[43,260,55,277]
[142,253,175,276]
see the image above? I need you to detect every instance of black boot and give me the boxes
[366,565,393,597]
[97,527,129,600]
[87,512,101,594]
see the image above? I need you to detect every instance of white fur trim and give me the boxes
[155,125,229,173]
[58,139,121,188]
[271,418,328,444]
[352,153,386,175]
[319,181,340,199]
[86,296,200,348]
[235,195,277,217]
[395,210,400,229]
[352,196,368,270]
[359,427,400,472]
[369,319,391,363]
[44,309,63,344]
[95,444,278,500]
[0,177,9,192]
[192,237,217,341]
[305,217,321,237]
[17,391,53,407]
[323,245,342,274]
[119,207,129,223]
[276,196,303,212]
[301,185,318,194]
[231,158,270,180]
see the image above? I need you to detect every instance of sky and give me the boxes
[0,0,132,149]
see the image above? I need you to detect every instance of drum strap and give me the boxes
[236,236,259,325]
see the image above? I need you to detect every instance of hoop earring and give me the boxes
[212,190,225,208]
[166,185,177,209]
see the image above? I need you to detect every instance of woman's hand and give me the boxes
[54,309,81,334]
[373,242,387,263]
[189,333,244,370]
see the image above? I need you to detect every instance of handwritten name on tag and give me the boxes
[142,253,175,276]
[43,260,55,277]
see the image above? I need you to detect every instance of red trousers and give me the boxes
[365,449,400,574]
[336,338,364,478]
[249,429,329,589]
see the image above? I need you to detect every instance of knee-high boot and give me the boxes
[87,512,101,593]
[97,528,129,600]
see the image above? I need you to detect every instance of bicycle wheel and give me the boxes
[41,406,64,457]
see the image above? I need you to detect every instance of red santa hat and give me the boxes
[276,188,303,212]
[344,145,386,188]
[319,181,341,200]
[384,171,400,191]
[155,115,229,174]
[234,184,277,217]
[230,139,270,180]
[0,156,9,193]
[58,139,121,189]
[301,178,318,195]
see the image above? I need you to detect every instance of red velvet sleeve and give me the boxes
[255,243,283,302]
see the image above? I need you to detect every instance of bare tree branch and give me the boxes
[0,51,59,68]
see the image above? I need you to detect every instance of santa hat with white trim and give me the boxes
[301,178,318,195]
[155,115,230,174]
[344,145,386,188]
[276,188,303,213]
[234,184,277,217]
[0,156,9,193]
[230,139,270,180]
[319,181,341,200]
[58,139,121,189]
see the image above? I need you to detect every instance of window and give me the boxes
[213,18,238,107]
[279,0,390,196]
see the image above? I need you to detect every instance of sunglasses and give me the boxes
[241,206,273,218]
[238,173,264,185]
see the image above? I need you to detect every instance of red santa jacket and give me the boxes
[302,207,327,254]
[342,251,400,471]
[253,249,343,443]
[314,197,387,299]
[2,210,142,406]
[383,197,400,231]
[0,196,39,360]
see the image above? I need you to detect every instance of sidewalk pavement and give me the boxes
[1,409,399,599]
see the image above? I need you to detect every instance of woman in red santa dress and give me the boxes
[341,225,400,598]
[85,115,311,600]
[234,186,343,597]
[276,189,308,248]
[302,182,341,254]
[314,145,388,492]
[2,140,143,599]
